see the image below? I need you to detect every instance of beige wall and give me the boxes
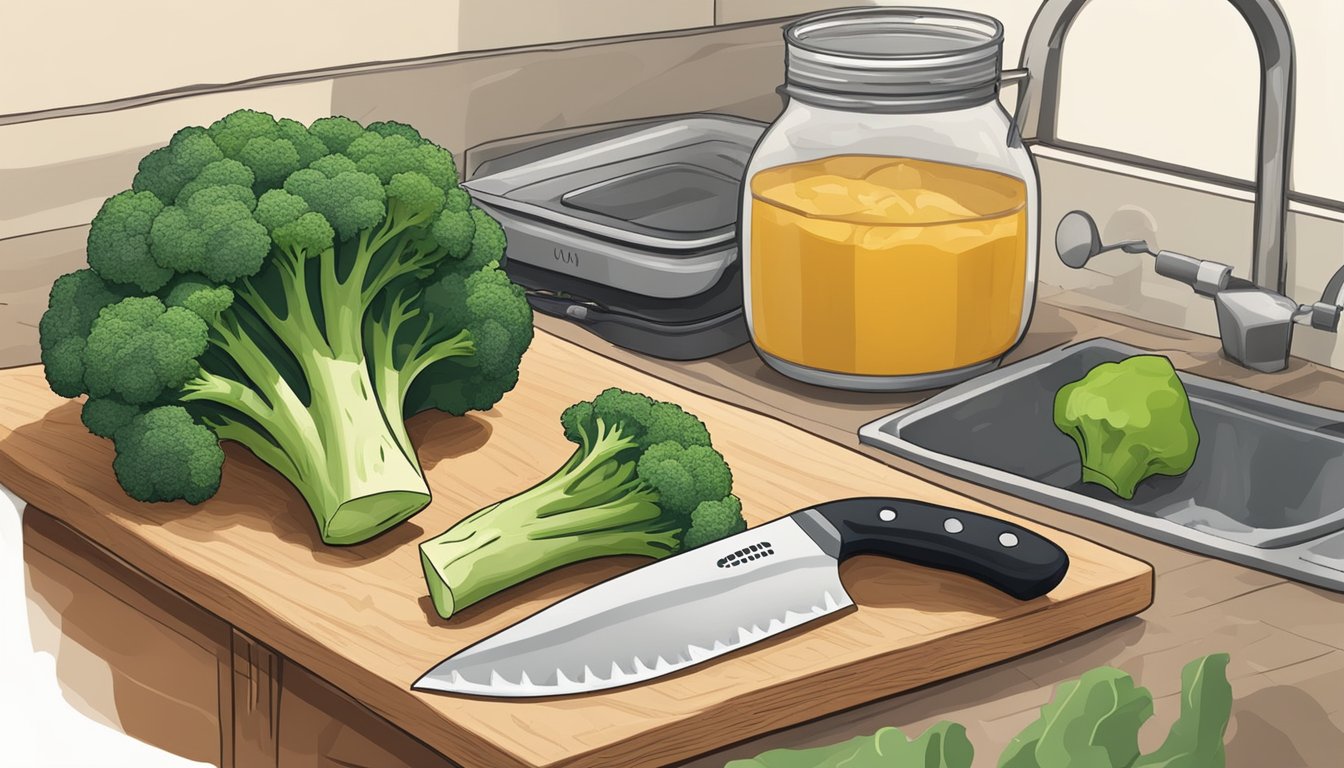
[0,1,715,116]
[0,21,788,369]
[7,0,1339,201]
[1059,0,1343,202]
[721,0,1342,202]
[1,84,336,241]
[2,0,1342,371]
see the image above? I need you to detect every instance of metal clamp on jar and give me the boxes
[742,7,1040,391]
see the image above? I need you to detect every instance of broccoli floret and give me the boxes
[149,188,270,282]
[282,165,385,240]
[308,116,364,154]
[132,127,225,203]
[175,159,255,207]
[402,265,534,418]
[1054,355,1200,499]
[83,297,209,404]
[87,190,171,292]
[419,388,746,619]
[80,396,141,439]
[39,109,533,545]
[39,269,128,396]
[164,277,234,321]
[112,406,224,504]
[683,496,747,550]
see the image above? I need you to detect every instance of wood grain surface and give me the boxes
[0,329,1152,768]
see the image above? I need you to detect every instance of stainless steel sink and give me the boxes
[860,338,1344,591]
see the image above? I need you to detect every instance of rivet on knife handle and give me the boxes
[808,497,1070,600]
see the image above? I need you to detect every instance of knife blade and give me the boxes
[413,496,1069,698]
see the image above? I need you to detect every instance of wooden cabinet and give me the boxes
[278,661,456,768]
[23,508,456,768]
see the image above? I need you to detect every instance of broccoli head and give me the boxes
[39,109,533,545]
[419,388,747,619]
[1053,355,1200,499]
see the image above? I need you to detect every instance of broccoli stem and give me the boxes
[189,350,432,545]
[419,429,677,618]
[299,356,431,544]
[420,499,678,619]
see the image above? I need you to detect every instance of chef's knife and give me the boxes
[414,497,1069,698]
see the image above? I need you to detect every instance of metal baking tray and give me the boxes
[464,115,765,299]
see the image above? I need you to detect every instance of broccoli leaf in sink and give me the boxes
[1053,355,1200,499]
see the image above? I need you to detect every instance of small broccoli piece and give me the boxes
[1054,355,1200,499]
[419,388,745,619]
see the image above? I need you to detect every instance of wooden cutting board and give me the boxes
[0,330,1152,768]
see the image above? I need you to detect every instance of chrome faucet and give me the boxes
[1056,210,1341,373]
[1016,0,1296,293]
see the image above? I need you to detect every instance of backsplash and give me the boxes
[1035,148,1344,369]
[2,3,1341,375]
[0,19,788,369]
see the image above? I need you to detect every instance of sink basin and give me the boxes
[860,338,1344,591]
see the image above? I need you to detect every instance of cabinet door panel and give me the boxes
[278,663,458,768]
[23,509,232,766]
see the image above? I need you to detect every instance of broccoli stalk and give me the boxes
[420,388,747,618]
[40,110,533,545]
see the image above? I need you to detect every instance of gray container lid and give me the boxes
[784,7,1005,111]
[463,115,764,252]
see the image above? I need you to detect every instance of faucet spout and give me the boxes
[1017,0,1296,293]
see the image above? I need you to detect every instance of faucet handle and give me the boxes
[1056,209,1235,296]
[1307,302,1341,332]
[1055,210,1151,269]
[1153,251,1233,297]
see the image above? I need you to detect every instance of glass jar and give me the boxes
[742,7,1039,391]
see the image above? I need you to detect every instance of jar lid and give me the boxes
[784,7,1005,111]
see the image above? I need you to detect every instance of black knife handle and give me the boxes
[811,497,1069,600]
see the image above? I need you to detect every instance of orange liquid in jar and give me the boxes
[749,155,1029,377]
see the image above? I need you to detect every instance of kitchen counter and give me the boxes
[529,293,1344,768]
[0,317,1150,768]
[3,292,1341,768]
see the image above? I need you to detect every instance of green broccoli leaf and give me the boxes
[997,666,1153,768]
[1053,355,1199,499]
[724,656,1232,768]
[1132,654,1232,768]
[727,723,973,768]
